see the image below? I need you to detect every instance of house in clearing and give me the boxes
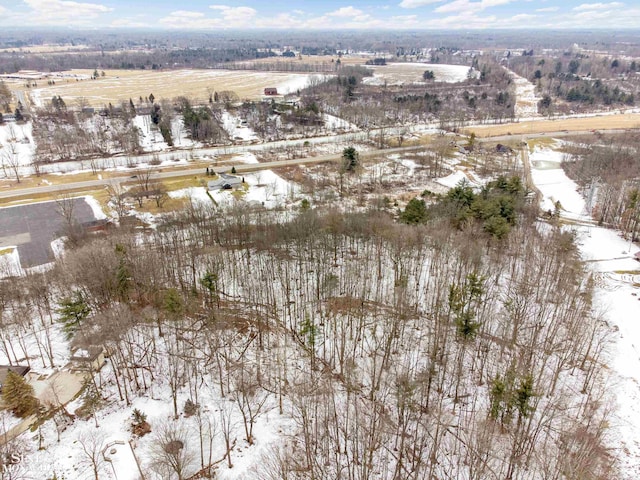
[208,174,243,191]
[264,87,278,96]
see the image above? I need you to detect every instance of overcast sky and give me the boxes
[0,0,636,30]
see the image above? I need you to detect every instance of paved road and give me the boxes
[0,145,426,200]
[1,124,638,202]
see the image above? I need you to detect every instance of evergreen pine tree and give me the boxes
[57,291,91,339]
[1,370,39,418]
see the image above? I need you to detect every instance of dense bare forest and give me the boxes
[0,185,615,478]
[562,132,640,241]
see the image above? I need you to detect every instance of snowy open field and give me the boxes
[362,63,474,86]
[529,144,588,220]
[509,69,542,118]
[29,69,331,107]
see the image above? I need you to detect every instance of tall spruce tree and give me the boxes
[2,370,39,418]
[57,291,91,339]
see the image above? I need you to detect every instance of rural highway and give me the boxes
[0,145,426,200]
[1,120,638,201]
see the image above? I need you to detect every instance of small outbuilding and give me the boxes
[69,346,106,373]
[264,88,278,96]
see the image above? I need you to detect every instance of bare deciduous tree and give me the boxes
[149,421,196,480]
[76,429,107,480]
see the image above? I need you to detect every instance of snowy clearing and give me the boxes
[222,111,260,143]
[435,169,480,189]
[530,144,589,220]
[508,69,542,118]
[363,63,475,86]
[168,186,213,205]
[0,121,35,168]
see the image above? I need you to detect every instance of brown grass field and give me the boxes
[28,69,327,108]
[466,114,640,137]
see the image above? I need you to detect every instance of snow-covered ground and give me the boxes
[206,169,299,210]
[170,117,199,149]
[232,151,259,164]
[530,142,640,479]
[0,121,35,169]
[17,357,295,480]
[222,110,260,143]
[507,68,542,118]
[436,169,480,189]
[275,74,329,95]
[529,144,589,221]
[323,113,358,132]
[387,154,418,176]
[84,194,107,220]
[0,246,24,277]
[133,114,164,151]
[168,186,213,205]
[133,114,199,151]
[363,63,475,86]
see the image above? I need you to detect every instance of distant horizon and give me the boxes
[0,0,637,31]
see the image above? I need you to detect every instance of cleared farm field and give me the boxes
[29,69,330,107]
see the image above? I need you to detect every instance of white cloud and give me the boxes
[159,5,258,29]
[209,4,257,19]
[169,10,205,19]
[391,14,419,21]
[481,0,512,6]
[425,11,498,27]
[256,12,305,28]
[398,0,444,7]
[536,6,559,11]
[110,18,151,28]
[510,13,538,21]
[327,6,364,17]
[435,0,513,13]
[573,2,623,10]
[22,0,112,23]
[435,0,470,13]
